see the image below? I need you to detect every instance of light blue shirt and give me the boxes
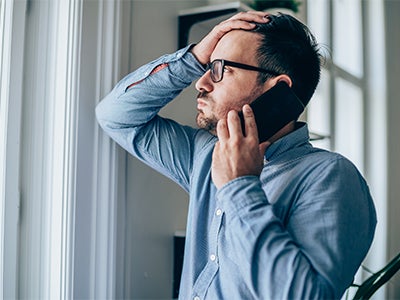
[96,45,377,300]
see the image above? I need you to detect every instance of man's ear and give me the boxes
[276,74,292,87]
[263,74,293,91]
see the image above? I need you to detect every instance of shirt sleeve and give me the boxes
[95,45,208,191]
[215,156,376,299]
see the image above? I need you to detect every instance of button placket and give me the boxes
[209,207,223,265]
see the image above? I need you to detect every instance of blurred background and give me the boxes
[1,0,399,299]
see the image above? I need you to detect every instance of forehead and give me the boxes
[210,30,261,63]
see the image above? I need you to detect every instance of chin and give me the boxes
[196,113,217,135]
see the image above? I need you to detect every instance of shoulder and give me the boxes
[306,148,362,176]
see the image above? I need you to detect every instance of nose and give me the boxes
[195,70,214,94]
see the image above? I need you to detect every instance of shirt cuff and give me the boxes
[169,44,207,79]
[216,176,270,216]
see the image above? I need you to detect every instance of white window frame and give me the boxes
[0,0,26,298]
[0,0,130,298]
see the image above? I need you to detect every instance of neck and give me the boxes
[267,121,296,144]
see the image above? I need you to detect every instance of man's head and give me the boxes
[195,13,321,134]
[253,13,321,106]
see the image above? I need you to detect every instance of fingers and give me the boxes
[227,110,243,139]
[212,19,257,39]
[218,11,270,35]
[191,11,269,65]
[259,140,271,156]
[216,110,242,142]
[225,11,270,24]
[242,104,258,140]
[212,106,268,188]
[216,118,229,141]
[218,107,259,142]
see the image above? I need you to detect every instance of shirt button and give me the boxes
[215,208,222,216]
[210,254,216,261]
[194,297,201,300]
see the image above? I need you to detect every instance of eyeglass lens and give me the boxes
[210,60,223,82]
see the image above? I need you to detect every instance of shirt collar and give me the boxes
[264,122,311,161]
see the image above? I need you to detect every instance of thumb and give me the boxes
[259,141,271,157]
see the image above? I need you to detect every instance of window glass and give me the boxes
[307,70,331,150]
[334,78,364,172]
[0,0,4,88]
[333,0,363,77]
[307,0,329,49]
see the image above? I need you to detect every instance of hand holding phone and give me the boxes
[238,81,304,143]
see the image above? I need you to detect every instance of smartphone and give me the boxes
[238,81,305,143]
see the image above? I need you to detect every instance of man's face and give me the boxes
[195,30,270,134]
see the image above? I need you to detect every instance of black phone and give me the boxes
[238,81,305,143]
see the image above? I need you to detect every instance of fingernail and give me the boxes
[243,104,252,112]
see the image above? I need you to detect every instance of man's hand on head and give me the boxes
[191,11,270,65]
[211,105,270,189]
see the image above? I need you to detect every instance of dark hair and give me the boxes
[253,13,322,106]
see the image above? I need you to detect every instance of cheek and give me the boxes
[215,92,241,114]
[212,79,264,118]
[212,102,230,120]
[218,88,260,113]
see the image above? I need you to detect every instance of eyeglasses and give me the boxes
[207,59,280,83]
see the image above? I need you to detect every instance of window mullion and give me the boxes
[0,0,27,298]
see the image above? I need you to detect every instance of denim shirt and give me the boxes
[96,45,377,300]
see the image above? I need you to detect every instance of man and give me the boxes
[96,12,376,299]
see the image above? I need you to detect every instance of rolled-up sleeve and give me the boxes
[95,45,207,190]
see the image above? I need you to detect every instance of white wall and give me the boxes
[124,1,206,298]
[385,1,400,298]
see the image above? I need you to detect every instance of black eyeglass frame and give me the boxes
[207,59,281,83]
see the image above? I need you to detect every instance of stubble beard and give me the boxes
[195,86,263,136]
[196,111,218,136]
[196,92,219,135]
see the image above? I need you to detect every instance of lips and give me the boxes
[196,91,209,110]
[197,99,207,110]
